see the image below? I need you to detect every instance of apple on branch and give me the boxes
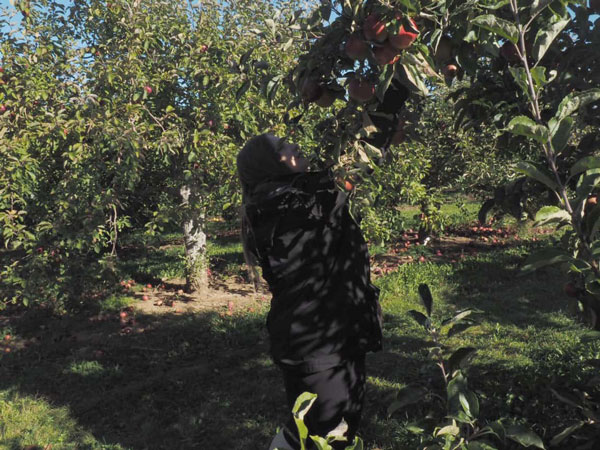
[442,63,458,79]
[374,42,401,66]
[363,13,388,43]
[344,34,369,61]
[348,78,375,103]
[388,16,419,50]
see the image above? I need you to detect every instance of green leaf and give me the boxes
[309,436,333,450]
[556,89,600,121]
[448,347,477,374]
[236,80,251,100]
[507,116,550,144]
[447,322,475,338]
[447,372,478,418]
[505,425,545,449]
[471,15,519,43]
[282,38,294,52]
[418,283,433,317]
[436,424,460,437]
[441,309,474,327]
[264,18,276,35]
[466,442,498,450]
[533,206,571,227]
[459,392,473,416]
[532,15,570,63]
[292,391,318,446]
[550,422,585,447]
[549,117,573,152]
[362,142,382,160]
[239,48,254,67]
[481,0,510,10]
[575,172,600,203]
[531,0,553,16]
[509,67,531,100]
[570,156,600,178]
[398,61,429,96]
[375,64,395,103]
[407,310,430,329]
[515,161,559,191]
[344,437,364,450]
[530,67,555,93]
[387,386,428,417]
[520,248,573,275]
[405,423,426,435]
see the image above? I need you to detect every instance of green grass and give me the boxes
[0,389,122,449]
[1,220,598,449]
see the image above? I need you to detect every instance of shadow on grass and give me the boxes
[0,310,284,449]
[0,306,432,450]
[441,246,571,330]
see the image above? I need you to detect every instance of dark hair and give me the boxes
[237,133,294,195]
[236,133,295,291]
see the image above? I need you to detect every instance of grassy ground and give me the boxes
[1,216,599,449]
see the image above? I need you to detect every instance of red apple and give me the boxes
[0,67,3,73]
[344,35,369,61]
[344,180,354,191]
[4,335,10,341]
[144,85,152,94]
[564,282,578,297]
[200,44,208,53]
[147,284,152,289]
[348,78,375,103]
[585,195,598,212]
[301,79,324,103]
[119,311,128,319]
[363,14,388,43]
[315,89,336,107]
[389,17,419,50]
[374,42,401,65]
[0,105,6,113]
[442,63,458,78]
[142,295,149,301]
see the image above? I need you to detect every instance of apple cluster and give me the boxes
[300,11,420,108]
[346,12,418,103]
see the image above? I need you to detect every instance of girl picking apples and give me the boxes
[237,134,383,449]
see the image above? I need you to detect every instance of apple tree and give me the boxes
[0,0,321,309]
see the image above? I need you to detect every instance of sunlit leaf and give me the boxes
[471,15,519,43]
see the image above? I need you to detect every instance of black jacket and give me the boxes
[245,170,383,373]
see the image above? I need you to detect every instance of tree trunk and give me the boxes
[180,184,208,296]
